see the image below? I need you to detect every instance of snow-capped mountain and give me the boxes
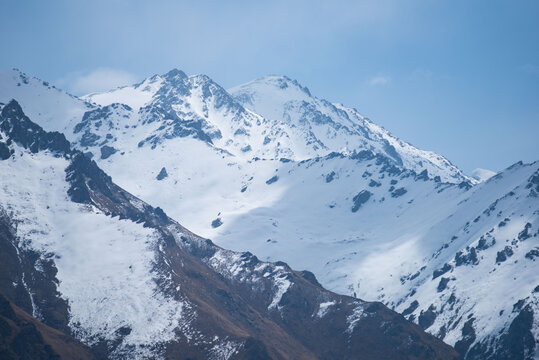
[1,68,537,359]
[0,100,458,359]
[80,69,470,183]
[229,75,470,183]
[471,168,497,182]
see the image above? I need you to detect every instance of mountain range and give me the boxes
[0,68,537,359]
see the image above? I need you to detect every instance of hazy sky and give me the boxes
[1,0,538,173]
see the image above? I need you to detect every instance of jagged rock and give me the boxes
[402,300,419,316]
[455,247,479,266]
[0,142,11,160]
[351,190,372,212]
[0,100,70,155]
[518,223,532,241]
[458,181,472,190]
[433,263,452,279]
[498,218,510,227]
[266,175,279,185]
[100,145,117,159]
[325,171,336,183]
[156,167,168,180]
[391,187,407,198]
[491,305,535,360]
[211,218,223,228]
[418,305,437,329]
[476,235,495,250]
[416,169,429,181]
[454,318,476,356]
[299,270,322,288]
[525,248,539,260]
[437,277,450,292]
[526,170,539,192]
[80,132,100,147]
[496,246,514,264]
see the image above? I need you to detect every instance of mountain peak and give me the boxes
[1,68,26,78]
[163,68,187,80]
[471,168,496,182]
[2,98,23,114]
[233,74,312,97]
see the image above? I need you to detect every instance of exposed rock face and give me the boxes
[0,140,11,160]
[211,217,223,228]
[100,145,117,159]
[156,167,168,180]
[266,175,279,185]
[351,190,372,212]
[0,100,70,155]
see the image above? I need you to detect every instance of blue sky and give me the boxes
[1,0,537,173]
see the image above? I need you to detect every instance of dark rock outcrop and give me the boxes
[352,190,372,212]
[0,100,70,156]
[266,175,279,185]
[100,145,117,159]
[156,167,168,180]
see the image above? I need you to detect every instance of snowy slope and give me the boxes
[357,161,539,358]
[0,69,92,133]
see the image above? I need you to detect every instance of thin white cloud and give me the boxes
[369,76,391,86]
[521,64,539,76]
[410,68,434,80]
[56,68,138,95]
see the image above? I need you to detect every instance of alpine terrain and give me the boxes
[0,68,537,359]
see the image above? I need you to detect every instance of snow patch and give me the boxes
[346,303,366,334]
[316,301,336,318]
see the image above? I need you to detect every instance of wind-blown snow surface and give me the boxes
[1,68,537,357]
[471,168,496,182]
[0,142,187,358]
[0,69,91,132]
